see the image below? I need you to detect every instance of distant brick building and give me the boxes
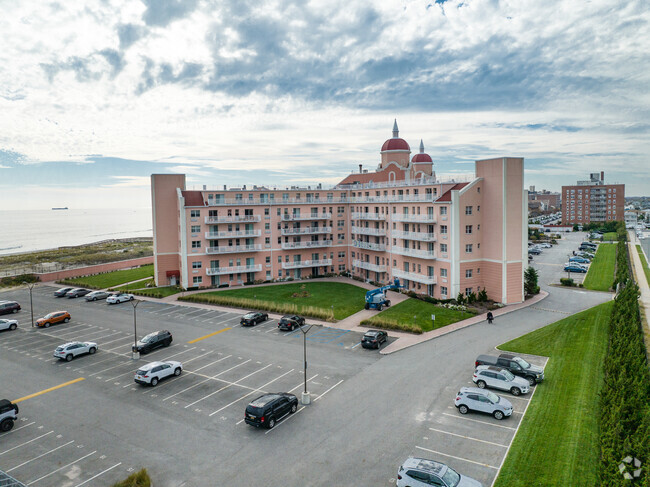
[528,187,561,210]
[562,172,624,225]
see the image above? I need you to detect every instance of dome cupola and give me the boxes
[381,119,411,152]
[411,139,433,163]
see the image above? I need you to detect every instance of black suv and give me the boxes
[0,301,21,315]
[361,330,388,349]
[133,330,173,354]
[244,393,298,429]
[277,315,305,331]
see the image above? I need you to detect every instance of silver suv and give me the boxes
[454,387,513,420]
[473,365,530,396]
[397,457,482,487]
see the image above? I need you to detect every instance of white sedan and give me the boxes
[54,341,98,361]
[106,293,134,304]
[134,361,183,386]
[0,319,18,331]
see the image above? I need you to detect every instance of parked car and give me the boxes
[0,319,18,331]
[240,312,269,326]
[454,387,513,420]
[579,244,597,252]
[277,315,305,331]
[133,330,173,354]
[539,243,552,248]
[244,392,298,429]
[36,311,71,328]
[473,365,530,396]
[54,341,98,361]
[564,264,588,273]
[54,287,73,297]
[361,330,388,349]
[0,399,19,432]
[134,360,183,386]
[106,293,134,304]
[580,241,598,249]
[475,353,544,385]
[66,288,91,298]
[569,256,590,264]
[85,290,112,301]
[528,248,541,255]
[0,301,21,315]
[397,457,483,487]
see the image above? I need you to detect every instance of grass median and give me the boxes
[637,245,650,286]
[61,264,154,289]
[494,301,612,487]
[582,243,616,291]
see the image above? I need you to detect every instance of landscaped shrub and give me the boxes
[560,277,575,287]
[359,317,422,334]
[111,468,151,487]
[524,266,540,295]
[0,274,39,288]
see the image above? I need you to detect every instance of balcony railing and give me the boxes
[205,197,348,206]
[391,230,436,242]
[349,194,435,203]
[353,259,387,273]
[392,268,437,285]
[281,240,332,250]
[206,264,262,275]
[391,247,436,259]
[282,213,332,221]
[206,244,263,254]
[351,212,386,221]
[352,240,386,252]
[351,226,386,236]
[204,230,261,239]
[281,226,332,236]
[204,215,261,224]
[281,259,333,269]
[392,214,436,223]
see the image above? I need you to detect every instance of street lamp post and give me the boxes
[131,299,140,360]
[23,281,35,328]
[298,323,313,405]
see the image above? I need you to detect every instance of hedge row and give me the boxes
[358,317,423,334]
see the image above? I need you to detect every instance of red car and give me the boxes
[36,311,71,328]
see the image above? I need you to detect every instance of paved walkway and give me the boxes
[628,233,650,350]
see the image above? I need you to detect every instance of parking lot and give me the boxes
[529,231,591,286]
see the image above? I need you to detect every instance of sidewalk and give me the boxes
[628,236,650,351]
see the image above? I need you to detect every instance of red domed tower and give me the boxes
[380,119,411,169]
[411,139,434,179]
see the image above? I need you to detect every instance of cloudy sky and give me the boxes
[1,0,649,210]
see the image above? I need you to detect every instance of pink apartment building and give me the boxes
[151,122,527,304]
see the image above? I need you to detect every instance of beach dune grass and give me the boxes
[582,243,616,291]
[60,264,154,290]
[179,282,367,321]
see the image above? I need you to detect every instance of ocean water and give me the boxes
[1,208,153,256]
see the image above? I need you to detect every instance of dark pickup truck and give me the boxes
[475,353,545,386]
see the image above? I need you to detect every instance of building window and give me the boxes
[465,269,472,278]
[337,220,345,227]
[266,271,271,279]
[192,241,201,249]
[441,286,448,296]
[440,225,448,234]
[465,287,473,296]
[338,264,346,271]
[465,225,473,234]
[193,276,203,285]
[264,208,270,215]
[465,206,472,215]
[440,207,447,215]
[278,256,282,263]
[266,256,271,263]
[191,225,201,233]
[265,223,270,230]
[192,261,202,269]
[265,237,270,244]
[440,243,447,253]
[190,210,201,218]
[465,244,473,253]
[440,268,447,277]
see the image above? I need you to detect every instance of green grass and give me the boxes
[582,243,616,291]
[601,232,617,241]
[637,245,650,286]
[112,278,155,291]
[360,298,473,333]
[130,286,182,299]
[60,264,154,289]
[494,301,613,487]
[111,468,150,487]
[179,282,367,321]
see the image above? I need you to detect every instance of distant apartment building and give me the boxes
[561,172,625,225]
[528,186,561,211]
[151,122,528,304]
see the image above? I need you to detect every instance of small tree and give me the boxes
[456,292,466,305]
[524,266,540,295]
[477,288,488,302]
[467,292,477,304]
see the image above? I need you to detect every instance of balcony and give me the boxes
[391,247,436,259]
[206,264,262,275]
[281,226,332,236]
[351,226,386,236]
[351,212,386,221]
[281,240,332,250]
[391,230,436,242]
[204,215,261,224]
[392,214,436,223]
[392,268,437,285]
[282,213,332,221]
[204,230,261,239]
[352,240,386,252]
[206,197,348,206]
[353,259,387,273]
[281,259,333,270]
[206,244,263,254]
[349,194,434,203]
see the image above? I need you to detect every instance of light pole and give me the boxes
[298,323,313,405]
[130,299,140,359]
[22,281,35,328]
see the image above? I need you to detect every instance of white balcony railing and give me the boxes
[351,212,386,221]
[352,240,386,252]
[206,244,263,254]
[204,215,261,224]
[206,197,348,206]
[391,230,436,242]
[281,259,333,270]
[349,194,435,204]
[353,259,387,273]
[281,226,332,236]
[206,264,262,275]
[351,226,386,236]
[281,240,332,250]
[391,214,436,223]
[204,230,261,239]
[392,268,437,285]
[391,247,437,259]
[281,213,332,221]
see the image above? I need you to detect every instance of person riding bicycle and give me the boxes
[487,311,494,324]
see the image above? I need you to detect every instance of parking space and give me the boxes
[529,231,590,286]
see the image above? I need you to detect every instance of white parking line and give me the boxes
[160,346,197,360]
[26,450,97,485]
[441,412,517,431]
[88,359,133,376]
[287,374,319,394]
[313,379,344,402]
[73,462,122,487]
[2,421,36,435]
[155,306,180,315]
[193,354,233,372]
[162,356,242,401]
[184,308,210,317]
[149,304,177,314]
[0,431,54,456]
[428,427,508,448]
[179,350,214,365]
[7,440,75,472]
[80,330,123,341]
[98,335,133,347]
[415,446,498,469]
[351,342,362,349]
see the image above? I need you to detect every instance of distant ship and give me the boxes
[51,207,68,210]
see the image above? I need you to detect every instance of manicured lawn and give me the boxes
[582,243,616,291]
[602,232,617,241]
[637,245,650,286]
[494,301,612,487]
[180,282,367,321]
[360,298,472,333]
[130,286,182,298]
[112,278,154,291]
[60,264,154,289]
